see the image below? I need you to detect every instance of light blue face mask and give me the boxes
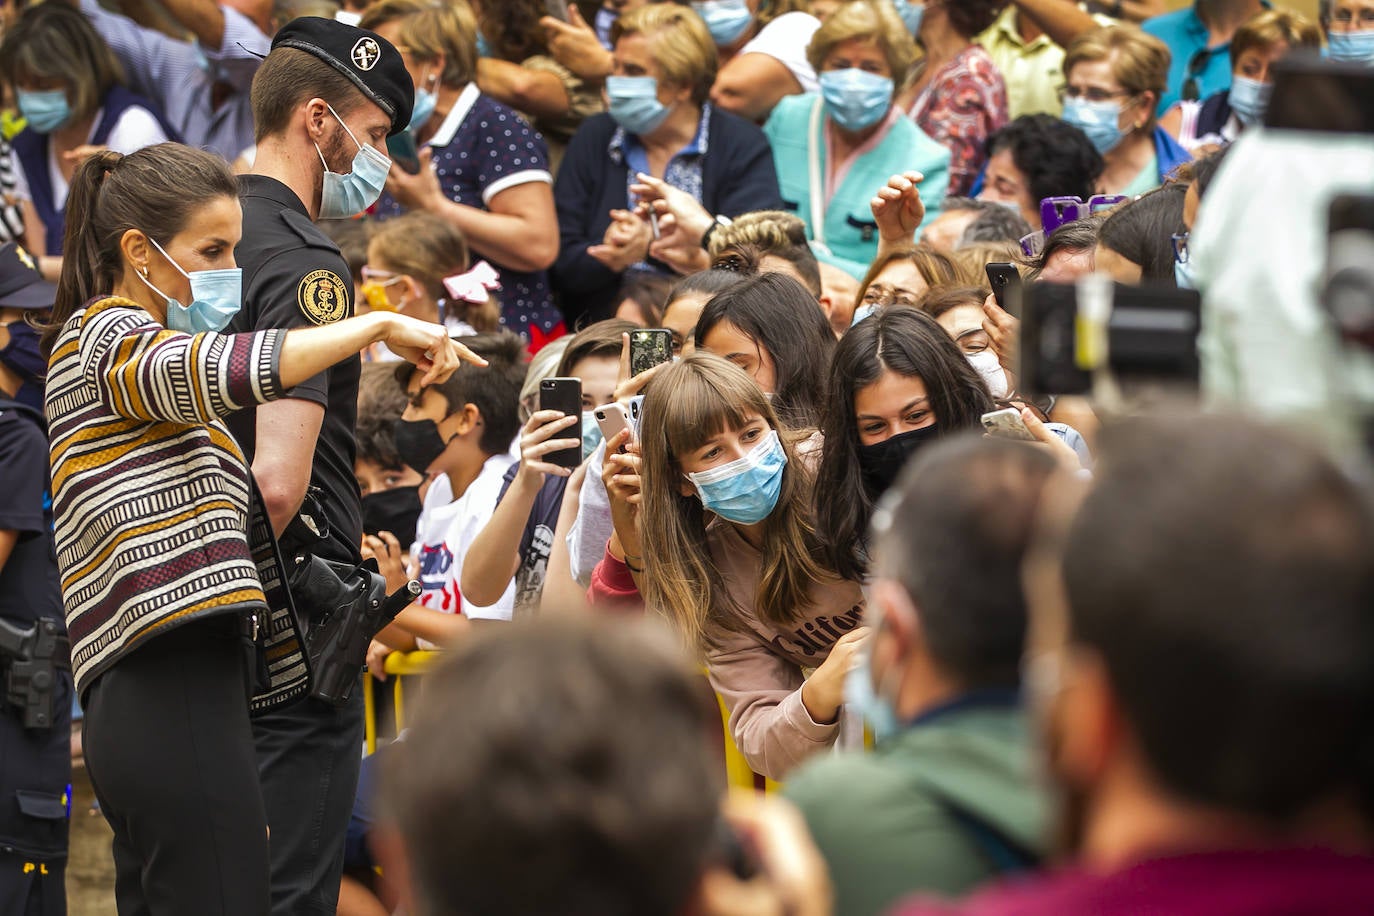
[605,76,672,136]
[594,6,618,48]
[819,68,894,133]
[1174,257,1197,291]
[893,0,925,37]
[1061,96,1125,155]
[691,0,753,47]
[139,237,243,333]
[409,68,437,132]
[476,31,492,58]
[843,645,900,742]
[1227,75,1270,126]
[1328,29,1374,63]
[851,303,878,327]
[316,103,392,220]
[16,88,71,135]
[686,428,787,525]
[581,410,604,456]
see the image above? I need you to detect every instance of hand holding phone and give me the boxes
[386,131,421,175]
[981,407,1037,441]
[985,262,1023,317]
[594,402,635,451]
[539,378,584,469]
[629,329,673,377]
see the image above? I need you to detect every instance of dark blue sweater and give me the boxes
[551,107,783,324]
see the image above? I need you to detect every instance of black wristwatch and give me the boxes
[700,214,733,250]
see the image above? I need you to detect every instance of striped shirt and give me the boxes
[45,297,301,702]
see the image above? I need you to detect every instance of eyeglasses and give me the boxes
[860,284,921,308]
[1059,86,1135,104]
[1171,231,1189,265]
[360,266,403,285]
[1331,8,1374,26]
[1180,48,1214,103]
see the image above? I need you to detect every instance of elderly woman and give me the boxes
[1323,0,1374,61]
[361,0,565,348]
[0,3,175,263]
[702,0,823,122]
[899,0,1008,197]
[552,4,782,325]
[1062,25,1191,196]
[850,245,960,326]
[1159,9,1321,152]
[764,0,950,280]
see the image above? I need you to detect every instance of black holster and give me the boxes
[0,618,69,730]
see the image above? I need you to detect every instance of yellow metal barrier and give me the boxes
[364,651,780,792]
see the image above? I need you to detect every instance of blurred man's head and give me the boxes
[1024,415,1374,858]
[864,435,1058,726]
[379,619,724,916]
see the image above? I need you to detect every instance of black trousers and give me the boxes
[253,681,364,915]
[83,617,269,916]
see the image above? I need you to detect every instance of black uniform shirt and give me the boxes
[0,398,61,626]
[227,174,361,566]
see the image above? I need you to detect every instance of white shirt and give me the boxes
[10,106,171,209]
[411,454,518,634]
[739,12,821,94]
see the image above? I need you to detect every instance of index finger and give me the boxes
[615,358,669,400]
[453,339,489,367]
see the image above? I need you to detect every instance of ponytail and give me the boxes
[44,151,123,358]
[38,142,240,359]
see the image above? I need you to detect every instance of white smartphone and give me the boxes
[595,402,635,450]
[981,407,1037,441]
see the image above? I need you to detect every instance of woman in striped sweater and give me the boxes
[42,143,476,915]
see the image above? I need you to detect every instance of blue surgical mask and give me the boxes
[691,0,753,47]
[851,303,878,327]
[581,410,604,456]
[893,0,925,37]
[843,645,899,742]
[1328,29,1374,63]
[819,68,894,133]
[605,76,672,136]
[476,31,492,58]
[138,237,243,333]
[316,103,392,220]
[594,6,617,48]
[1227,75,1270,126]
[1174,257,1197,291]
[686,428,787,525]
[409,68,437,132]
[16,89,71,135]
[1061,96,1125,155]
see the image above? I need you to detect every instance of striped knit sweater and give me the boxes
[46,296,307,706]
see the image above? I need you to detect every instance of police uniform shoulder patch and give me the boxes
[297,269,350,325]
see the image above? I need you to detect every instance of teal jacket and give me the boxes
[784,699,1046,916]
[764,93,951,279]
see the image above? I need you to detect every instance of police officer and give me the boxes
[0,242,72,916]
[224,19,413,916]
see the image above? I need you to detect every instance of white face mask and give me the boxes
[967,350,1010,399]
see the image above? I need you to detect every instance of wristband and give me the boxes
[700,214,733,251]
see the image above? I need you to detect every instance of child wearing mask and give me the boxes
[606,352,867,781]
[364,334,526,655]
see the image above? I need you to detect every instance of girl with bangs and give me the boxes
[604,352,867,781]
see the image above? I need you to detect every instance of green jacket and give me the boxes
[783,700,1046,916]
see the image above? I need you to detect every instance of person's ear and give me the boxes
[119,229,152,279]
[870,577,921,658]
[451,402,482,438]
[427,54,446,87]
[1052,648,1120,787]
[401,275,425,305]
[304,97,331,144]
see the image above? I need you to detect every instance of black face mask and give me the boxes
[857,424,940,498]
[361,485,422,548]
[0,319,45,413]
[393,418,450,475]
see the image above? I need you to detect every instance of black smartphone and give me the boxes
[985,262,1023,317]
[1266,54,1374,135]
[629,329,673,377]
[539,377,583,468]
[386,130,421,175]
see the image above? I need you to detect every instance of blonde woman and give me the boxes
[625,353,868,781]
[764,0,950,280]
[1062,25,1191,196]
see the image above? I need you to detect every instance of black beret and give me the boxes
[271,17,414,136]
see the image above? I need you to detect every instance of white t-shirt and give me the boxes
[11,106,171,210]
[738,12,821,94]
[411,453,518,630]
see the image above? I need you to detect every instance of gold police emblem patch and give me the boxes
[297,269,349,325]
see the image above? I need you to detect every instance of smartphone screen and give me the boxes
[386,131,421,175]
[629,329,673,377]
[539,378,583,468]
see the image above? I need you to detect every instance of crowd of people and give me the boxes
[0,0,1371,913]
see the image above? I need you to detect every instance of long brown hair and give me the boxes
[368,212,500,333]
[44,144,239,358]
[638,353,834,652]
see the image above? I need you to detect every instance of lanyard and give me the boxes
[806,96,832,258]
